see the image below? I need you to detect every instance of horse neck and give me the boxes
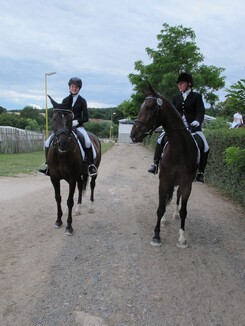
[160,99,188,142]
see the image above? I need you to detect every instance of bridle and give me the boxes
[133,96,163,135]
[52,109,75,151]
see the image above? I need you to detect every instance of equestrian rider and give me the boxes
[148,72,209,183]
[39,77,97,177]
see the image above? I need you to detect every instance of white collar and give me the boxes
[182,89,191,101]
[72,94,79,106]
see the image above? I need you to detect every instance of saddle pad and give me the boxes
[72,131,96,160]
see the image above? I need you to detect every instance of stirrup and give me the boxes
[38,164,49,176]
[88,164,97,177]
[148,163,158,175]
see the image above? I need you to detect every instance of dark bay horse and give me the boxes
[47,95,101,235]
[130,84,198,248]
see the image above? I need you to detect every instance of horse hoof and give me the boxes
[54,223,63,229]
[88,208,95,214]
[177,240,188,248]
[151,238,162,247]
[65,229,73,236]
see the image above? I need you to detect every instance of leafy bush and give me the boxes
[205,128,245,206]
[225,147,245,172]
[204,117,230,130]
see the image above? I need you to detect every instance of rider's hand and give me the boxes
[72,120,79,127]
[190,120,200,128]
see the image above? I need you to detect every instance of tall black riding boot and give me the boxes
[196,150,209,183]
[148,141,164,174]
[85,146,97,177]
[38,147,50,175]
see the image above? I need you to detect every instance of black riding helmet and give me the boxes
[176,73,193,87]
[68,77,82,89]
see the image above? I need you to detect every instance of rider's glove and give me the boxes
[190,120,200,128]
[72,120,79,127]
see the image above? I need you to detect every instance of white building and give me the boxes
[118,119,134,143]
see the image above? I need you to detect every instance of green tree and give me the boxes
[128,23,225,117]
[117,100,134,119]
[0,106,7,114]
[225,79,245,115]
[20,106,45,126]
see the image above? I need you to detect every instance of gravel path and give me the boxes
[0,142,244,326]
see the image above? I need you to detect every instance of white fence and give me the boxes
[0,126,45,154]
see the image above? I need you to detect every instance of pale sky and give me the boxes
[1,0,244,110]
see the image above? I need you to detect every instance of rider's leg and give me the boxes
[196,150,209,183]
[77,127,97,177]
[148,142,163,174]
[194,131,209,183]
[84,146,97,176]
[38,147,50,175]
[148,132,166,174]
[38,135,53,175]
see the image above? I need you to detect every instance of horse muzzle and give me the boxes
[130,129,145,143]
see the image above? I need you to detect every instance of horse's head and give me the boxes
[130,84,164,143]
[48,95,74,153]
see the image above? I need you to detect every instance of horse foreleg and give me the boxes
[88,176,96,213]
[52,180,63,228]
[65,181,76,236]
[177,184,192,248]
[151,196,166,247]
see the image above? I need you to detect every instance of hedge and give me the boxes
[144,128,245,208]
[204,128,245,207]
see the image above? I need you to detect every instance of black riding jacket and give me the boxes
[62,94,88,127]
[172,91,205,131]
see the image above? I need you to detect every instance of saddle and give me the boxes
[192,132,204,153]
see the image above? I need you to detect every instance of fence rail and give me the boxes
[0,126,45,154]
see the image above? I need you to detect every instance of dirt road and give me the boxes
[0,143,244,326]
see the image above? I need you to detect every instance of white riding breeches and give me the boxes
[157,130,209,152]
[44,127,92,149]
[194,131,209,152]
[76,127,92,148]
[157,131,165,144]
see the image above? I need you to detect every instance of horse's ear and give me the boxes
[142,82,157,96]
[48,95,59,108]
[148,82,156,95]
[142,87,151,96]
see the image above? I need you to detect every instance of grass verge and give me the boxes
[0,142,114,177]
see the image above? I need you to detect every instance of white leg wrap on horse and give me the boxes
[177,229,188,248]
[179,229,185,242]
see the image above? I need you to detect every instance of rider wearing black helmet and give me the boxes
[148,72,209,183]
[62,77,97,177]
[39,77,97,177]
